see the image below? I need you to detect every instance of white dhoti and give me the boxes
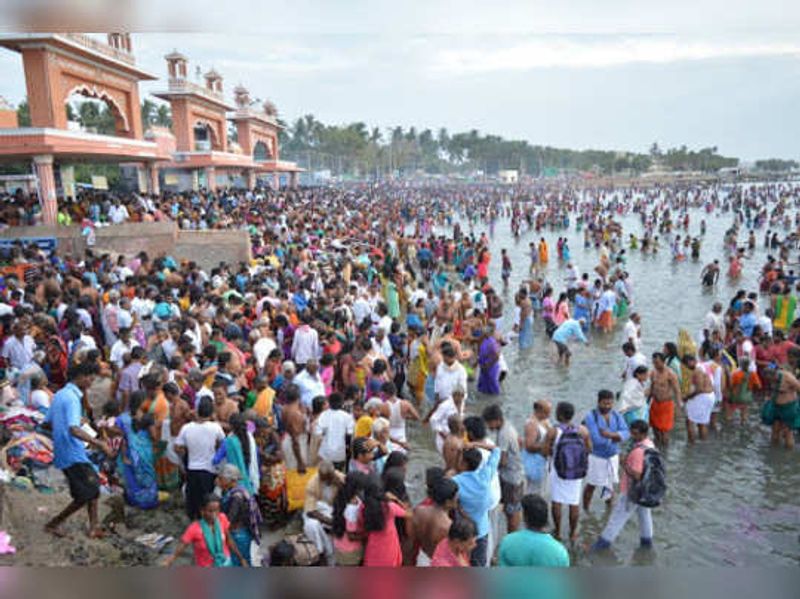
[686,392,715,425]
[585,454,619,491]
[303,501,334,561]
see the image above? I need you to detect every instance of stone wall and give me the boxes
[1,222,251,271]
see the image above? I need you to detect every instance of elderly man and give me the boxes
[427,384,466,455]
[294,358,326,410]
[217,463,260,567]
[303,460,345,565]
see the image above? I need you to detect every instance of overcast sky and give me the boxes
[1,0,798,160]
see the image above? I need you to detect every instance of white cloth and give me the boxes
[429,398,463,454]
[686,392,715,425]
[586,454,620,489]
[294,370,326,409]
[623,320,640,350]
[1,335,35,371]
[548,428,583,506]
[623,352,648,381]
[315,409,354,463]
[292,325,320,365]
[109,339,140,370]
[434,362,468,403]
[253,336,277,371]
[303,502,334,559]
[174,421,225,473]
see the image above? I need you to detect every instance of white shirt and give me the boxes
[434,361,468,403]
[294,369,326,409]
[624,320,640,350]
[292,325,320,365]
[109,204,129,224]
[315,409,354,463]
[175,421,225,473]
[1,335,35,370]
[109,338,140,370]
[429,397,464,454]
[253,336,277,371]
[352,297,372,325]
[624,352,648,381]
[704,311,725,338]
[758,315,773,337]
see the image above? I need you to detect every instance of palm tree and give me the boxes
[155,104,172,128]
[140,99,156,129]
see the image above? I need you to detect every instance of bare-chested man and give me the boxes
[681,355,714,443]
[411,477,460,566]
[649,352,681,446]
[442,415,465,474]
[764,365,800,449]
[523,400,552,494]
[281,385,308,474]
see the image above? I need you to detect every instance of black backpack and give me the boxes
[629,447,666,507]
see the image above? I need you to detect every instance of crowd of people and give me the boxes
[0,179,797,567]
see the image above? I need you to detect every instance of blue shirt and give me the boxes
[453,448,501,538]
[552,319,587,345]
[583,409,629,458]
[44,383,90,470]
[739,312,757,337]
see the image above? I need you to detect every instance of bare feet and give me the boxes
[88,527,106,540]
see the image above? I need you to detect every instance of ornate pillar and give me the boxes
[290,171,299,189]
[205,167,217,192]
[148,162,160,196]
[246,170,257,190]
[34,155,57,225]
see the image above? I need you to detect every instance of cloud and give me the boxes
[429,36,800,73]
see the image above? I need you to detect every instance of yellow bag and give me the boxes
[286,467,317,512]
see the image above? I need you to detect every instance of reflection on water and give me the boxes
[403,206,799,566]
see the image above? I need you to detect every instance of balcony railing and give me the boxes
[167,78,225,102]
[61,33,136,65]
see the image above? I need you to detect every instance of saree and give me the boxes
[117,413,159,510]
[518,314,534,350]
[477,337,501,395]
[774,294,796,332]
[259,461,288,528]
[222,435,255,495]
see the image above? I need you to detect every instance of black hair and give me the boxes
[229,413,251,469]
[197,396,214,419]
[597,389,614,402]
[331,471,370,538]
[555,401,575,423]
[521,494,549,530]
[448,515,477,542]
[463,415,486,441]
[363,477,388,532]
[461,447,483,471]
[269,540,296,566]
[380,381,397,396]
[328,392,343,410]
[431,477,458,506]
[630,419,649,435]
[481,403,503,423]
[425,466,445,497]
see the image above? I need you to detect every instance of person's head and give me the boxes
[217,463,241,491]
[371,417,390,443]
[682,354,697,369]
[305,358,319,375]
[318,460,337,485]
[282,360,296,380]
[212,379,228,403]
[461,447,483,472]
[629,419,649,442]
[451,384,466,407]
[352,437,373,464]
[199,493,222,525]
[633,365,649,383]
[430,477,459,510]
[462,415,486,442]
[67,361,99,392]
[197,396,214,420]
[555,401,575,424]
[441,344,457,366]
[328,391,344,411]
[521,494,549,532]
[533,399,552,420]
[663,342,678,359]
[622,342,636,357]
[482,403,504,431]
[652,352,665,369]
[269,540,296,566]
[597,389,614,414]
[447,516,478,556]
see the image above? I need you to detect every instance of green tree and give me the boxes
[17,100,30,126]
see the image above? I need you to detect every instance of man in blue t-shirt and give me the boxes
[43,362,112,539]
[498,494,570,567]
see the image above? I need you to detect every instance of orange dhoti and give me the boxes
[596,310,613,331]
[649,400,675,432]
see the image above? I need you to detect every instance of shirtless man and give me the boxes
[442,415,465,474]
[681,355,715,443]
[411,477,460,566]
[211,380,239,430]
[281,385,308,474]
[648,352,681,446]
[764,365,800,449]
[701,260,720,287]
[523,400,552,494]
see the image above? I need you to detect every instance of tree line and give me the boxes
[12,99,798,180]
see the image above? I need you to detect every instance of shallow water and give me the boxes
[401,204,800,566]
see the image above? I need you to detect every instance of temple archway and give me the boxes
[193,121,221,152]
[253,139,273,162]
[64,85,130,137]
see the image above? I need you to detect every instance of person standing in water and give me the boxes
[648,352,681,446]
